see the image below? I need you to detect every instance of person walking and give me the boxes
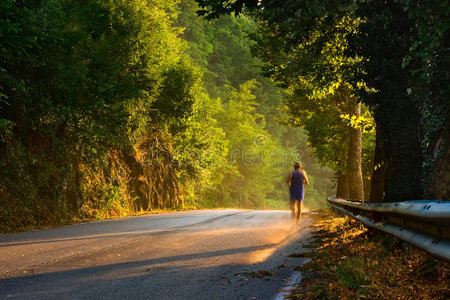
[287,161,309,223]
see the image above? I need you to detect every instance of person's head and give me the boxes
[294,161,302,170]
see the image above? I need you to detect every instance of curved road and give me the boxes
[0,210,314,299]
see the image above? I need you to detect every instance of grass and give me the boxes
[288,209,450,299]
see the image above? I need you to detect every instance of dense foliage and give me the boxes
[176,1,335,209]
[196,0,449,202]
[353,0,449,201]
[0,0,194,229]
[395,0,449,200]
[198,0,373,201]
[0,0,333,231]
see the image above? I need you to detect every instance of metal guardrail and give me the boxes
[327,197,450,261]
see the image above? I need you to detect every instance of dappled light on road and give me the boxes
[0,210,314,299]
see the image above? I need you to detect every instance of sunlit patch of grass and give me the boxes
[336,257,368,288]
[288,209,450,299]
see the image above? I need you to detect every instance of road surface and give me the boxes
[0,210,315,299]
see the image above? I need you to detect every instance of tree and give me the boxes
[395,0,450,200]
[229,2,366,200]
[180,0,336,208]
[196,0,449,203]
[0,0,203,229]
[353,0,424,202]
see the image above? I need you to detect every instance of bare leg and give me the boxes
[290,201,295,219]
[296,200,302,224]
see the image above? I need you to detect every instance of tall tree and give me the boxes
[395,0,450,200]
[353,0,424,201]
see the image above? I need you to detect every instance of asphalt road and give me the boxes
[0,210,315,299]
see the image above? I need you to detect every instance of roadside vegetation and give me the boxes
[290,210,450,299]
[0,0,334,232]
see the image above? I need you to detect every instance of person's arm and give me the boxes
[303,170,310,185]
[287,172,292,187]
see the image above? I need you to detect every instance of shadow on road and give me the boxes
[0,211,315,299]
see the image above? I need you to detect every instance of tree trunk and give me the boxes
[346,96,364,201]
[369,123,386,202]
[379,101,423,202]
[428,131,450,201]
[336,171,349,199]
[356,1,423,202]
